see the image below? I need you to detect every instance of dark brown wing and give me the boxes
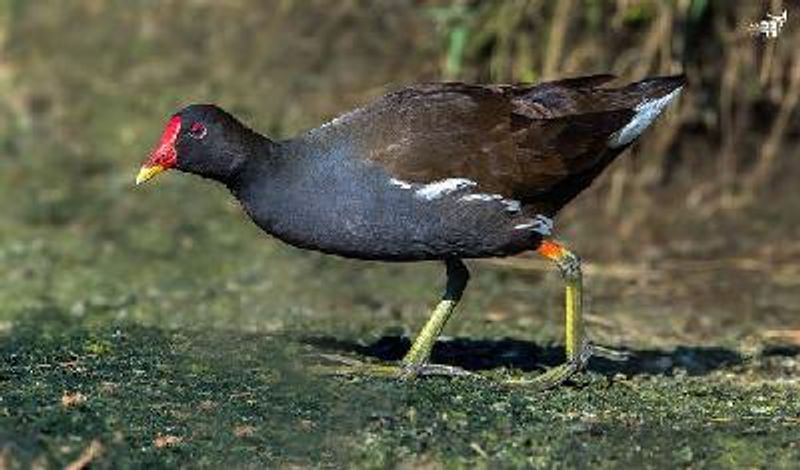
[322,75,682,214]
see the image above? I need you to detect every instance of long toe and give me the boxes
[591,345,631,362]
[506,342,594,390]
[311,361,406,378]
[403,363,480,378]
[505,362,582,390]
[309,353,478,379]
[308,353,397,377]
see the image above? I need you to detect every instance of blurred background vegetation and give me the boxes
[1,1,800,467]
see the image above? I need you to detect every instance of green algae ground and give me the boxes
[3,317,800,468]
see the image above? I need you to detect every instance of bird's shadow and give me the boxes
[300,335,793,377]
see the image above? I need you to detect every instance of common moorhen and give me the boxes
[136,74,685,387]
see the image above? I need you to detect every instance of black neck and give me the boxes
[223,136,284,191]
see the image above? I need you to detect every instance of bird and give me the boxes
[136,73,685,388]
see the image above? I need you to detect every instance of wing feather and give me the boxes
[306,75,681,214]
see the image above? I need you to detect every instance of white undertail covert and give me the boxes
[608,87,682,148]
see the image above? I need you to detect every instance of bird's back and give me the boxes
[303,74,685,215]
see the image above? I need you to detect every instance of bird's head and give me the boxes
[136,104,263,185]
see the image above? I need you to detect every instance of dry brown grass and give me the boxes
[428,0,800,215]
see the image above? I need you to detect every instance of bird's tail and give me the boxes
[607,74,686,148]
[529,73,686,214]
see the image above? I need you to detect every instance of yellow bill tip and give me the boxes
[135,165,165,185]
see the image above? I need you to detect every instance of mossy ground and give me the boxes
[3,315,800,468]
[2,2,799,468]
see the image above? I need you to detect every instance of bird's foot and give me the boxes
[310,353,477,379]
[591,344,631,362]
[506,341,594,390]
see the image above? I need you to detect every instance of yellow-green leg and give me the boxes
[316,258,474,378]
[401,258,469,372]
[509,240,593,388]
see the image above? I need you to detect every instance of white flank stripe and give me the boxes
[389,176,521,213]
[503,200,522,212]
[609,87,682,148]
[461,194,501,202]
[415,178,476,200]
[461,193,522,213]
[389,178,413,189]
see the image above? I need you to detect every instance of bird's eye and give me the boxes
[188,122,207,139]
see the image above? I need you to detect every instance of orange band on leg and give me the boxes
[537,240,565,261]
[536,239,583,362]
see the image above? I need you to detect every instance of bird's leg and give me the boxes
[313,258,476,379]
[508,239,593,389]
[399,258,470,374]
